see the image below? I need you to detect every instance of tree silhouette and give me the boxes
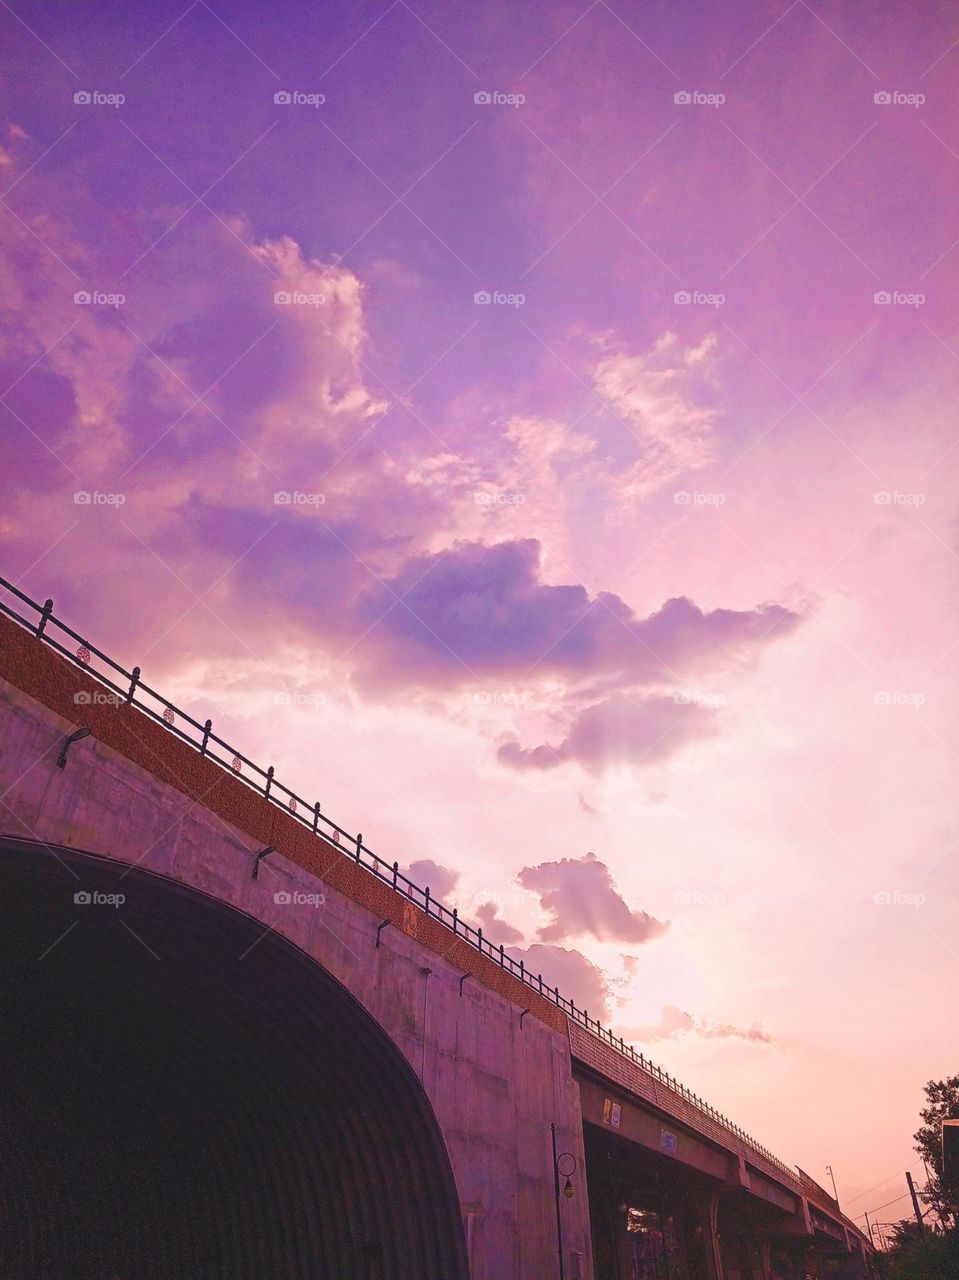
[913,1074,959,1228]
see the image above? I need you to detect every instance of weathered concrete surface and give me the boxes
[0,671,594,1280]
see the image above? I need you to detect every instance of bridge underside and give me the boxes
[582,1122,866,1280]
[0,838,469,1280]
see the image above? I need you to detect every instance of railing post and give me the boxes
[264,766,274,799]
[355,832,362,862]
[313,802,321,834]
[200,719,212,754]
[477,927,483,954]
[36,598,53,638]
[452,907,458,934]
[127,666,140,703]
[392,860,399,888]
[424,887,431,915]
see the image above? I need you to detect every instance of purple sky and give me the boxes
[2,0,958,1213]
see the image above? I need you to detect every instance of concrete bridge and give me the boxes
[0,580,875,1280]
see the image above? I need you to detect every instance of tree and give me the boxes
[913,1075,959,1228]
[881,1226,956,1280]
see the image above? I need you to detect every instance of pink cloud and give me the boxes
[621,1004,774,1046]
[505,943,611,1020]
[517,851,669,945]
[404,858,460,901]
[498,692,716,774]
[475,901,524,945]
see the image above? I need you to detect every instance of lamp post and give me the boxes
[550,1123,577,1280]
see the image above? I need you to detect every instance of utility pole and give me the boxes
[826,1164,840,1206]
[906,1170,925,1232]
[864,1211,875,1246]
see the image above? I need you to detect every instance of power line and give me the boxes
[855,1190,912,1221]
[845,1160,923,1208]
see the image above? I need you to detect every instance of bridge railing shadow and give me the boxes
[0,573,794,1184]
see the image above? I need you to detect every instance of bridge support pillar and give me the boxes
[688,1188,723,1280]
[759,1237,772,1280]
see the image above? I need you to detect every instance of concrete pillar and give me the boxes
[688,1189,723,1280]
[759,1238,772,1280]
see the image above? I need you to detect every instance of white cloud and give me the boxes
[593,331,719,497]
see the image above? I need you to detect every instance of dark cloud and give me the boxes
[517,852,668,945]
[621,1004,774,1045]
[475,901,525,944]
[104,509,798,775]
[505,943,611,1020]
[351,539,800,695]
[498,693,716,774]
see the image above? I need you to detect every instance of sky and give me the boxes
[1,0,958,1217]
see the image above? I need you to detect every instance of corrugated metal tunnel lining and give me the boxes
[0,838,470,1280]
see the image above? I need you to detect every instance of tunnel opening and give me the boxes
[0,838,470,1280]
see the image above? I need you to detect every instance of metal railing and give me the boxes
[0,572,794,1181]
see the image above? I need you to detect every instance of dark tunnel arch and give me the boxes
[0,837,471,1280]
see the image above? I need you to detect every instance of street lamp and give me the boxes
[550,1124,577,1280]
[558,1152,576,1199]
